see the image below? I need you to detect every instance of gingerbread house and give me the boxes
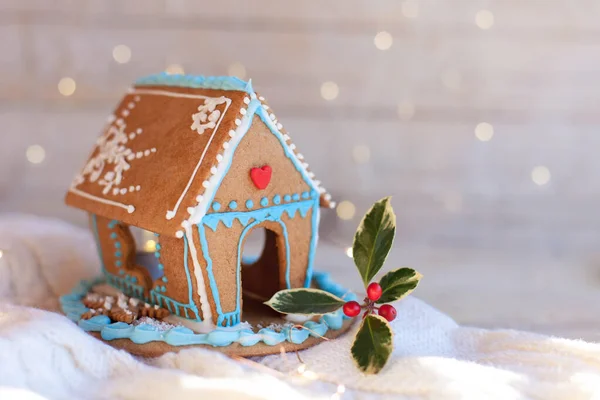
[65,74,334,328]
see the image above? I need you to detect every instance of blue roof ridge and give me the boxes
[135,73,254,94]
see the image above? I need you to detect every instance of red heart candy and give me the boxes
[250,165,272,190]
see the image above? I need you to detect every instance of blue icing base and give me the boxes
[60,271,356,348]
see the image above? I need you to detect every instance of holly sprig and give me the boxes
[264,197,422,374]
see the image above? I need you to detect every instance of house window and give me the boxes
[129,226,164,280]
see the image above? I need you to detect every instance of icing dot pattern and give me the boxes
[108,220,137,283]
[212,193,318,214]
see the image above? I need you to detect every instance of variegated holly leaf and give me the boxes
[264,288,345,315]
[377,268,422,304]
[351,314,393,374]
[353,197,396,287]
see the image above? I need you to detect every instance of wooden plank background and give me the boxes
[2,0,600,337]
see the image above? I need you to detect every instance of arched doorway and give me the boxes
[239,220,290,306]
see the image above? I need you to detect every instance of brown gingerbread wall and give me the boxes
[89,214,152,298]
[209,115,312,213]
[195,116,317,326]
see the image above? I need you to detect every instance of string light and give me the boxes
[165,64,185,75]
[336,201,356,220]
[112,45,131,64]
[475,10,495,30]
[401,0,419,18]
[320,81,339,101]
[374,31,393,50]
[440,69,462,91]
[475,122,494,142]
[397,100,416,121]
[228,62,246,79]
[331,384,346,400]
[227,62,246,79]
[345,247,353,258]
[26,145,46,164]
[144,239,157,252]
[296,364,318,380]
[58,77,76,96]
[352,144,371,164]
[531,166,551,186]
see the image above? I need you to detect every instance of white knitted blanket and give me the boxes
[2,214,600,400]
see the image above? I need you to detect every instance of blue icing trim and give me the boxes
[64,272,351,348]
[202,200,315,232]
[260,197,269,207]
[302,191,310,199]
[283,194,291,202]
[273,194,281,205]
[245,199,254,209]
[135,73,253,93]
[292,193,300,201]
[228,201,238,210]
[212,202,221,211]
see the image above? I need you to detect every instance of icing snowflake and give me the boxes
[190,97,228,134]
[73,120,156,195]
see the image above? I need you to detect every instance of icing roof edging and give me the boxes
[135,73,254,93]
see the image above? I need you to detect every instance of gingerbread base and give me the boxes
[61,272,358,358]
[89,318,354,358]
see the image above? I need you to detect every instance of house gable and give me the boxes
[205,114,315,217]
[186,97,320,227]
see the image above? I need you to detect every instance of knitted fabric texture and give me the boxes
[1,214,600,399]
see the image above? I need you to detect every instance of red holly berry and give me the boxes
[366,282,383,302]
[343,301,361,317]
[378,304,397,321]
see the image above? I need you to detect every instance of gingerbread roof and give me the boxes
[65,73,334,237]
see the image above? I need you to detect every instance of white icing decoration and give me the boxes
[69,96,156,214]
[175,231,184,238]
[258,96,265,101]
[184,226,214,329]
[228,130,235,138]
[127,89,233,221]
[121,110,129,117]
[190,97,228,135]
[243,97,250,104]
[234,119,241,126]
[240,108,246,115]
